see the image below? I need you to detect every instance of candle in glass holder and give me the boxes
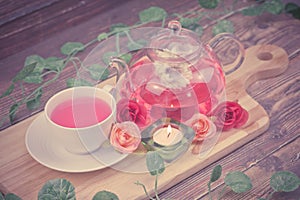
[141,118,195,162]
[153,125,183,146]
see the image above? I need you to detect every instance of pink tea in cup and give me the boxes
[50,97,112,128]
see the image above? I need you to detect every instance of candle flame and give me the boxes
[167,124,172,138]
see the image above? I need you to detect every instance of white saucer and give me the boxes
[25,114,127,173]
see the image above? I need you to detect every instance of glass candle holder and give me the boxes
[141,118,195,162]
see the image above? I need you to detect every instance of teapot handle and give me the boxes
[108,57,135,92]
[109,57,124,83]
[208,33,245,75]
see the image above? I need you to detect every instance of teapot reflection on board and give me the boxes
[109,20,244,129]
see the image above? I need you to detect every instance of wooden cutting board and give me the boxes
[92,44,289,199]
[0,45,289,199]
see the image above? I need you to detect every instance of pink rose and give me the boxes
[186,114,216,142]
[210,101,248,131]
[110,122,141,154]
[117,99,148,127]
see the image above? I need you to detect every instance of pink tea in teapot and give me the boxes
[115,47,225,128]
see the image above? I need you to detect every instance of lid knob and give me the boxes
[168,20,182,35]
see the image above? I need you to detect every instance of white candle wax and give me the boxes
[153,125,183,146]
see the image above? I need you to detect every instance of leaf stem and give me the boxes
[41,70,57,78]
[109,21,148,37]
[154,174,160,200]
[217,185,227,200]
[83,38,98,49]
[19,82,25,99]
[135,181,155,200]
[161,17,166,27]
[8,89,17,104]
[125,31,136,44]
[69,57,81,75]
[23,72,59,102]
[116,33,120,54]
[208,181,213,200]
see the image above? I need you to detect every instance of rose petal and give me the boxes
[211,101,249,131]
[129,101,140,115]
[234,108,249,128]
[110,122,141,154]
[186,113,216,142]
[116,99,148,127]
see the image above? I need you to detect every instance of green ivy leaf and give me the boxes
[270,171,300,192]
[3,193,22,200]
[139,7,167,23]
[291,9,300,20]
[179,17,198,28]
[190,24,203,36]
[285,3,300,19]
[66,78,93,88]
[26,89,42,110]
[285,2,299,12]
[23,72,43,84]
[119,53,132,64]
[87,64,110,81]
[92,191,119,200]
[257,198,267,200]
[9,103,19,123]
[198,0,219,9]
[212,20,234,36]
[44,57,65,72]
[97,32,108,41]
[146,151,165,176]
[0,84,14,98]
[263,0,284,15]
[60,42,84,55]
[210,165,222,183]
[242,0,285,16]
[110,23,128,32]
[110,23,129,35]
[25,55,45,74]
[102,51,119,65]
[12,62,37,82]
[224,171,252,193]
[242,6,264,16]
[38,178,76,200]
[0,192,3,200]
[127,42,142,51]
[23,55,45,83]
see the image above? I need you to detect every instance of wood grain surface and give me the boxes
[0,0,299,199]
[0,43,289,199]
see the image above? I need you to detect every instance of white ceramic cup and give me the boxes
[44,86,116,155]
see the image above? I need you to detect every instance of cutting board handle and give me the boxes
[226,44,289,89]
[223,44,289,132]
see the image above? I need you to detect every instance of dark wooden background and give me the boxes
[0,0,299,199]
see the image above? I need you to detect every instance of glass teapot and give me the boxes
[110,20,244,129]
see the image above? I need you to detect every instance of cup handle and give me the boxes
[208,33,245,75]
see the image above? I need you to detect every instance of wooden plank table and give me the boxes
[1,0,299,199]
